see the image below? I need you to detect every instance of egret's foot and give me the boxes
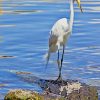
[56,75,64,83]
[56,77,62,82]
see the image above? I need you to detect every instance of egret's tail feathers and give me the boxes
[44,52,50,71]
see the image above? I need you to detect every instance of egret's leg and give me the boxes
[61,45,65,69]
[57,43,60,67]
[57,66,62,81]
[57,45,65,81]
[58,45,65,81]
[57,50,61,81]
[57,50,60,66]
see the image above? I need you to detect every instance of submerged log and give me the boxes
[4,71,98,100]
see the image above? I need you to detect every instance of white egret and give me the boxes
[46,0,83,81]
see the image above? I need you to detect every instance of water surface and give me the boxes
[0,0,100,99]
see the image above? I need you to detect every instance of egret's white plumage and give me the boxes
[45,0,83,80]
[49,18,69,52]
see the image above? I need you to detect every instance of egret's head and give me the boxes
[74,0,83,12]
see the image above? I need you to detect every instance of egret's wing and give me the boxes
[49,31,58,47]
[52,18,69,34]
[49,18,69,47]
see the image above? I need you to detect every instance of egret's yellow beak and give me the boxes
[76,0,83,12]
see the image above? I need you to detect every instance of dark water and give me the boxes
[0,0,100,99]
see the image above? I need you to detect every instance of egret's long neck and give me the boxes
[69,0,74,31]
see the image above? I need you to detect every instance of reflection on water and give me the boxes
[2,8,43,14]
[0,0,100,99]
[0,36,3,42]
